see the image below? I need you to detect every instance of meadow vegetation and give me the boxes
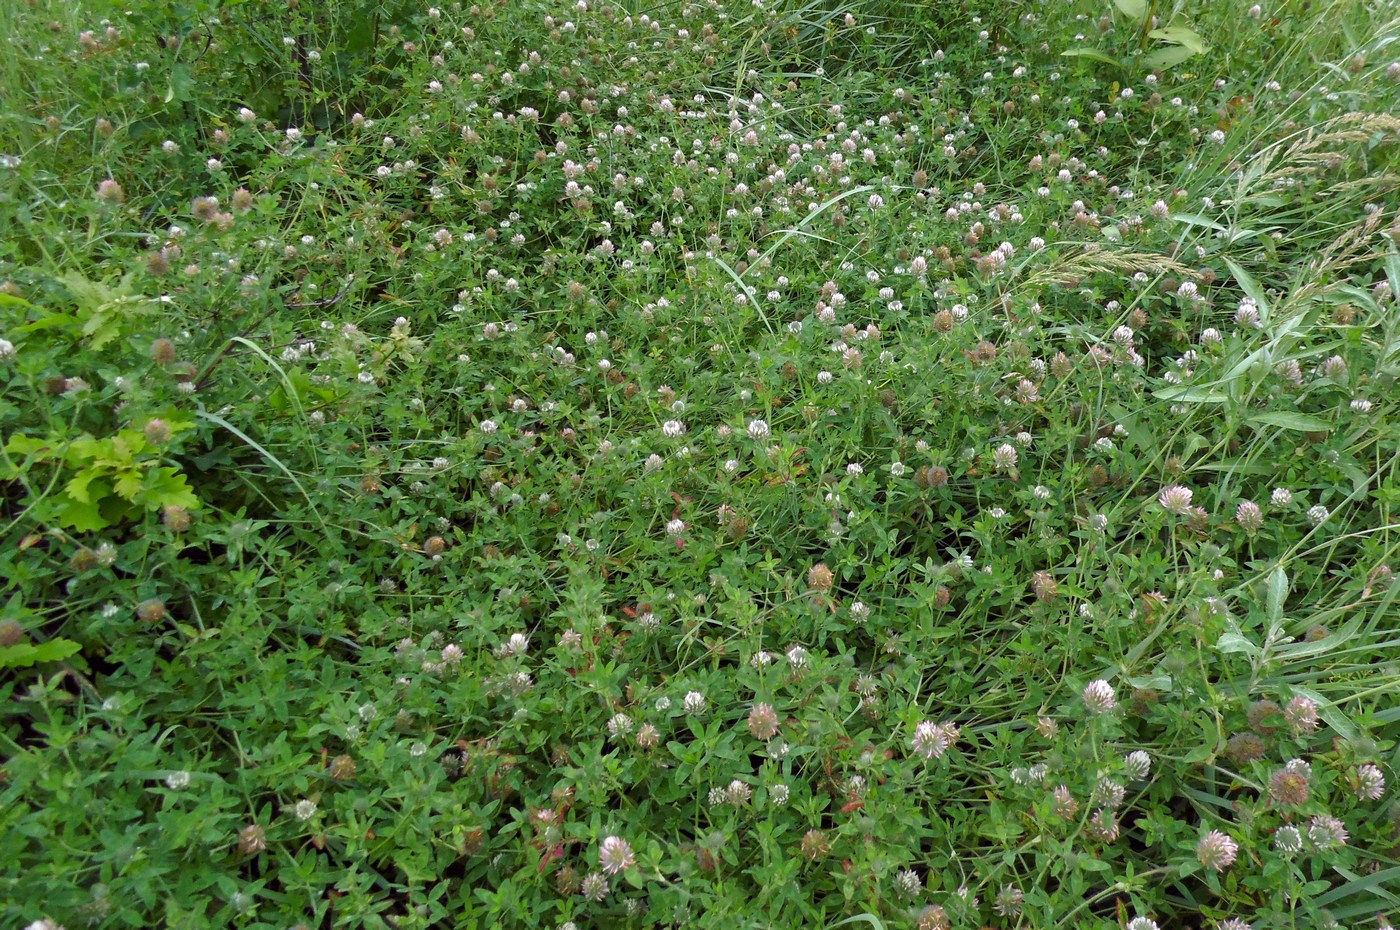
[2,0,1400,927]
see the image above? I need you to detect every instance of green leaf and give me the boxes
[1314,865,1400,907]
[6,434,59,459]
[1061,47,1124,68]
[1171,213,1228,232]
[1245,410,1331,433]
[1222,256,1271,321]
[1216,632,1260,658]
[58,496,109,531]
[16,310,79,333]
[1113,0,1148,19]
[113,467,145,502]
[1266,567,1288,623]
[1152,386,1230,404]
[1148,25,1207,53]
[143,467,200,511]
[1142,44,1199,70]
[65,469,100,504]
[0,637,82,668]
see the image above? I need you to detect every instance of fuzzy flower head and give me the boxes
[1083,679,1117,715]
[1052,785,1079,820]
[893,868,922,900]
[95,178,125,204]
[1307,814,1349,850]
[1273,824,1303,855]
[993,885,1023,918]
[1353,763,1386,801]
[1159,484,1193,515]
[911,720,960,760]
[992,442,1018,472]
[1235,500,1263,534]
[1124,750,1152,780]
[683,691,707,714]
[598,835,635,875]
[748,702,780,740]
[606,713,633,741]
[1284,695,1318,733]
[1270,767,1310,807]
[1197,830,1239,871]
[581,871,609,902]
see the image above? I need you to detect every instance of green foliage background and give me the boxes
[2,0,1399,927]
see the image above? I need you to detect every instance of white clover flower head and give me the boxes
[893,868,922,900]
[911,720,959,759]
[1274,824,1303,854]
[165,770,191,790]
[606,713,633,740]
[1354,763,1386,801]
[1083,680,1117,714]
[1159,484,1193,515]
[1124,750,1152,780]
[1307,814,1349,850]
[1197,830,1239,871]
[598,835,635,874]
[992,443,1018,472]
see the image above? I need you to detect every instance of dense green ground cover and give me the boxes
[3,0,1400,927]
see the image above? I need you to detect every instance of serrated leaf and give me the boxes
[114,468,144,502]
[58,496,109,532]
[144,467,200,511]
[0,637,82,668]
[65,469,99,504]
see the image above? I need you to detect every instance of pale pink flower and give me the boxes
[1083,680,1116,714]
[1196,830,1238,871]
[598,835,635,875]
[1159,484,1193,515]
